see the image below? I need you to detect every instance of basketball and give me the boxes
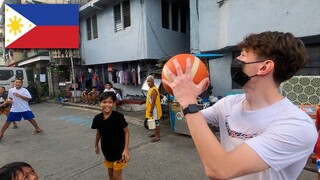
[161,54,209,95]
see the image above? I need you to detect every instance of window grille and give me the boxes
[86,18,92,40]
[92,14,98,38]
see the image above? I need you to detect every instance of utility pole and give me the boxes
[48,50,55,97]
[70,49,77,102]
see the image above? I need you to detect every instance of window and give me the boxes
[123,1,131,28]
[86,15,99,40]
[180,6,187,33]
[16,70,24,80]
[171,3,178,31]
[86,18,92,40]
[297,45,320,75]
[0,70,14,81]
[114,4,121,32]
[161,0,188,33]
[114,0,131,32]
[161,0,169,29]
[92,15,98,39]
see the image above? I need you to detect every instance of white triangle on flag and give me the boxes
[5,4,36,48]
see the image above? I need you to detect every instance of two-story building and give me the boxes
[79,0,190,97]
[190,0,320,97]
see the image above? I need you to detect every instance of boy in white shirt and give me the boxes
[0,78,42,140]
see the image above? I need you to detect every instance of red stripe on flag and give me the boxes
[7,26,79,49]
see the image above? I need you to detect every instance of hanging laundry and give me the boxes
[118,70,125,84]
[78,71,83,83]
[132,68,137,86]
[124,70,129,85]
[92,70,98,87]
[112,69,118,83]
[137,64,141,85]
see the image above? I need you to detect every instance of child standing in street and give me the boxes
[0,86,18,129]
[0,78,42,140]
[92,92,130,180]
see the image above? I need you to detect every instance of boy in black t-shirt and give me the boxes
[91,92,130,180]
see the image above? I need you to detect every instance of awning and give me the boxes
[192,53,224,59]
[17,56,50,66]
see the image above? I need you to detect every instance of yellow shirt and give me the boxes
[145,86,162,120]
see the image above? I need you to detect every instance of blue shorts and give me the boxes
[7,111,35,122]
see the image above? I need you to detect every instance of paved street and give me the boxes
[0,102,317,179]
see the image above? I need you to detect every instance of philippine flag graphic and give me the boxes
[5,4,79,49]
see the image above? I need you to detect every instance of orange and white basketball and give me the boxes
[161,54,209,95]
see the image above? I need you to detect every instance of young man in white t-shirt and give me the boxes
[163,31,317,179]
[0,78,42,140]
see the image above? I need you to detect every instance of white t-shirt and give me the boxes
[103,88,116,93]
[8,87,32,112]
[201,94,317,180]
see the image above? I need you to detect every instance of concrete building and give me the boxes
[190,0,320,97]
[79,0,190,97]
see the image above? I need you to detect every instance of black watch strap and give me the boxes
[183,104,200,115]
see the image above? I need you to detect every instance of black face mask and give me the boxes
[230,58,264,87]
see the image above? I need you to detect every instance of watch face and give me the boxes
[183,104,201,115]
[189,104,200,112]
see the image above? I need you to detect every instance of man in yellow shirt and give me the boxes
[145,75,162,142]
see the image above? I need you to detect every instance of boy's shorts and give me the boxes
[104,159,127,170]
[7,111,35,122]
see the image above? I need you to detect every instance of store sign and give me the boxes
[176,112,184,121]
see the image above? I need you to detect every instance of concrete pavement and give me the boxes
[0,102,317,179]
[0,103,206,179]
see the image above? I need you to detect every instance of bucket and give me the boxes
[147,119,156,129]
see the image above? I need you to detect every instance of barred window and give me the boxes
[161,0,169,29]
[161,0,187,33]
[171,3,178,31]
[86,18,92,40]
[92,14,98,39]
[114,4,122,32]
[114,0,131,32]
[123,0,131,28]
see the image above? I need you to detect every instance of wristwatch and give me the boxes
[182,104,201,115]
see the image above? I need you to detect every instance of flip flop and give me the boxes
[148,134,156,138]
[150,138,161,143]
[13,125,18,129]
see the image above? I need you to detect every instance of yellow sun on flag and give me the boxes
[7,16,24,36]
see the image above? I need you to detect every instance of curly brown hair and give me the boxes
[238,31,308,85]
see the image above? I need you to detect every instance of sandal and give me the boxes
[148,134,156,138]
[150,138,161,143]
[13,125,18,129]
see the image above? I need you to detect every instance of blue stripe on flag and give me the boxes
[8,4,79,26]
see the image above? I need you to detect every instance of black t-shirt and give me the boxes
[0,93,9,109]
[91,111,128,161]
